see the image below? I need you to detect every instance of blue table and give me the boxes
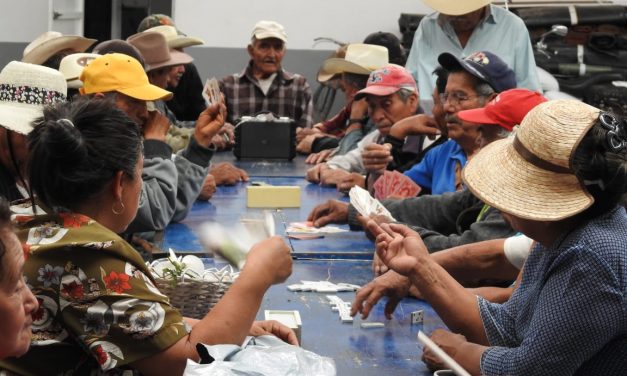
[211,151,310,178]
[162,177,374,259]
[199,257,444,376]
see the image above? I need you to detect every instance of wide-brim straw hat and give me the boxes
[0,61,67,135]
[22,31,97,65]
[319,43,389,82]
[462,100,599,221]
[127,31,193,72]
[146,25,204,49]
[423,0,492,16]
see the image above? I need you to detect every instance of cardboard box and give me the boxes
[247,186,301,208]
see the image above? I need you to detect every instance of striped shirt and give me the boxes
[220,62,313,128]
[478,206,627,375]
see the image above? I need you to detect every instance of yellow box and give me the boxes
[246,185,301,208]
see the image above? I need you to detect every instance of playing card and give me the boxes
[388,171,421,198]
[202,78,221,106]
[348,186,395,221]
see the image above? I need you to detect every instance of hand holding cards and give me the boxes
[349,186,395,222]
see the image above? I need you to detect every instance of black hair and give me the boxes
[572,117,627,217]
[363,32,406,66]
[27,97,142,212]
[0,197,11,281]
[432,66,449,95]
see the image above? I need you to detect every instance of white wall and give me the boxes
[174,0,432,50]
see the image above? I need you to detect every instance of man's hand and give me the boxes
[306,163,329,183]
[422,329,468,371]
[337,172,365,193]
[210,122,235,150]
[210,162,249,185]
[367,221,429,276]
[143,111,171,141]
[319,168,350,186]
[305,149,333,164]
[296,126,320,143]
[389,114,440,140]
[372,252,389,276]
[197,174,217,201]
[362,143,392,173]
[351,270,412,319]
[296,134,323,154]
[194,100,227,148]
[307,200,349,227]
[250,320,299,346]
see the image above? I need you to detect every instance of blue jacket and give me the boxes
[403,139,466,195]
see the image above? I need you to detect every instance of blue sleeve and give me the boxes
[479,248,623,375]
[403,145,438,190]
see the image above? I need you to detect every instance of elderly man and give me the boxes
[306,64,422,189]
[406,0,540,108]
[371,51,516,195]
[80,53,223,233]
[220,20,313,128]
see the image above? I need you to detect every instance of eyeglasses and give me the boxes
[599,112,627,152]
[439,92,479,106]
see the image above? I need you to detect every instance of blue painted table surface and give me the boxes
[162,176,375,258]
[200,257,444,375]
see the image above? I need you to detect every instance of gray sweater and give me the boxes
[348,189,516,252]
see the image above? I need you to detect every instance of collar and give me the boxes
[241,60,295,84]
[437,4,498,27]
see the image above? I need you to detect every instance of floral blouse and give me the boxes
[0,210,189,375]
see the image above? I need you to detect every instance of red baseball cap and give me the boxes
[354,64,417,100]
[457,89,548,131]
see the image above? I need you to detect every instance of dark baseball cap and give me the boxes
[438,51,516,93]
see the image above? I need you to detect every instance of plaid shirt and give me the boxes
[478,206,627,375]
[220,61,313,128]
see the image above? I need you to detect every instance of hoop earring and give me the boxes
[112,201,125,215]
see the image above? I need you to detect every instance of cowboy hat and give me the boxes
[320,44,389,82]
[0,61,67,135]
[22,31,96,65]
[423,0,492,16]
[145,25,204,49]
[462,100,599,221]
[127,31,193,71]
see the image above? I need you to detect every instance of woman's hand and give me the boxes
[250,320,299,346]
[421,329,468,371]
[351,270,411,319]
[243,236,292,286]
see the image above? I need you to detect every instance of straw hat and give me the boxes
[145,25,204,49]
[59,53,101,89]
[0,61,67,135]
[462,100,599,221]
[22,31,97,65]
[127,31,193,71]
[423,0,492,16]
[319,44,389,82]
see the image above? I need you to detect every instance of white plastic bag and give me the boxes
[183,335,336,376]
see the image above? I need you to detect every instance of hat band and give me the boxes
[513,136,571,174]
[0,84,66,106]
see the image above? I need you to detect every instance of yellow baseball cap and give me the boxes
[79,53,172,101]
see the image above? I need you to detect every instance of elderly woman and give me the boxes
[359,100,627,374]
[0,98,294,375]
[0,198,38,359]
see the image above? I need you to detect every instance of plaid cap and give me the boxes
[354,64,417,100]
[438,51,516,93]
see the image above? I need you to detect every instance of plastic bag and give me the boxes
[183,335,336,376]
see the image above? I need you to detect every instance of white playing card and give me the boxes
[348,186,395,222]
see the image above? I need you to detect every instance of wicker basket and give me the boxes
[154,277,232,319]
[149,257,238,319]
